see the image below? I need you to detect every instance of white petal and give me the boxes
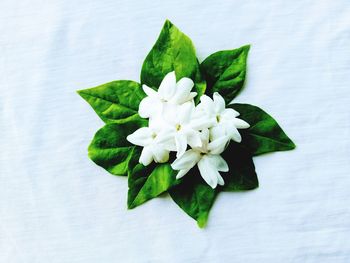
[139,146,153,166]
[210,125,226,141]
[217,173,225,186]
[227,123,242,143]
[158,71,176,100]
[162,103,178,125]
[162,102,194,126]
[151,145,169,163]
[190,116,216,130]
[172,77,194,104]
[222,108,240,119]
[213,92,225,113]
[177,77,194,91]
[177,101,194,124]
[208,136,230,155]
[206,154,229,172]
[193,101,206,117]
[142,84,158,98]
[189,92,197,100]
[186,130,202,148]
[138,97,161,118]
[171,149,201,170]
[175,133,188,158]
[126,127,152,146]
[198,157,219,189]
[200,128,210,142]
[233,118,250,129]
[199,95,215,116]
[156,130,177,151]
[156,126,175,142]
[199,94,212,104]
[176,168,191,179]
[160,139,177,152]
[148,115,166,131]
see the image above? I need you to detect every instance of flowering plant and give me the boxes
[127,71,250,189]
[78,20,295,227]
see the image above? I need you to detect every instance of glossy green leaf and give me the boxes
[169,169,217,228]
[128,163,178,209]
[201,45,250,103]
[231,103,296,156]
[77,80,145,124]
[220,142,258,191]
[141,20,206,101]
[88,120,147,176]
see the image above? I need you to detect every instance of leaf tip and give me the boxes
[197,214,208,228]
[243,44,251,50]
[76,89,83,96]
[289,140,297,150]
[76,89,89,101]
[127,198,136,210]
[282,136,296,151]
[164,19,173,28]
[197,220,207,228]
[127,203,135,210]
[241,44,251,55]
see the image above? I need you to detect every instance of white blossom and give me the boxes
[126,71,250,189]
[157,102,215,157]
[196,92,250,143]
[126,124,170,166]
[171,129,229,189]
[138,71,197,118]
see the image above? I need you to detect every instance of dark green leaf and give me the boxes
[169,168,217,228]
[77,80,145,124]
[88,120,147,176]
[128,163,178,209]
[201,45,250,103]
[141,20,206,101]
[220,143,258,191]
[231,103,296,156]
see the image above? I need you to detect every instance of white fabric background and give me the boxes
[1,0,350,262]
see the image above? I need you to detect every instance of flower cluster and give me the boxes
[127,71,250,189]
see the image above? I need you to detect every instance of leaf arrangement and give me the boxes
[78,20,295,227]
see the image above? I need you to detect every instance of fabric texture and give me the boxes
[1,0,350,262]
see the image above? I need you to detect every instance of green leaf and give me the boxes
[88,120,147,176]
[231,103,296,156]
[220,143,258,191]
[169,169,217,228]
[77,80,145,124]
[128,163,178,209]
[201,45,250,103]
[168,143,257,227]
[141,20,206,101]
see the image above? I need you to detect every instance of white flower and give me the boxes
[196,92,250,143]
[126,125,170,166]
[158,102,215,158]
[126,72,250,188]
[171,129,229,189]
[138,71,197,118]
